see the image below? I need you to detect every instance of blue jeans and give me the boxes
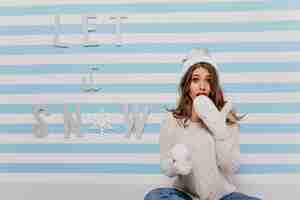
[144,188,262,200]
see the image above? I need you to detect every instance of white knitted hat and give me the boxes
[179,48,232,101]
[181,48,219,79]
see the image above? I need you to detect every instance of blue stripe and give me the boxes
[0,103,299,114]
[0,163,298,174]
[219,62,300,72]
[0,103,171,114]
[0,83,299,94]
[0,144,298,154]
[238,164,300,174]
[240,124,300,133]
[0,2,295,16]
[0,63,180,74]
[0,163,159,173]
[237,103,300,113]
[241,144,300,154]
[1,42,300,55]
[1,62,299,75]
[0,123,299,134]
[223,83,300,93]
[0,84,176,93]
[0,21,297,35]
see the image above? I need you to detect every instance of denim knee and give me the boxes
[144,188,192,200]
[220,192,262,200]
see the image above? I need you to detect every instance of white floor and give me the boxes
[0,181,298,200]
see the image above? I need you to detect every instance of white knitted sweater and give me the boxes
[160,112,241,200]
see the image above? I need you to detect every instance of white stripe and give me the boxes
[241,133,300,144]
[0,0,261,6]
[0,53,186,65]
[240,154,300,165]
[0,133,298,144]
[1,52,300,65]
[0,113,299,124]
[0,92,299,104]
[236,174,300,185]
[0,173,297,185]
[0,153,159,164]
[0,173,167,184]
[2,31,300,46]
[0,10,295,26]
[221,72,300,83]
[240,113,300,124]
[227,93,300,103]
[0,72,299,84]
[0,93,177,104]
[0,153,298,164]
[0,73,180,84]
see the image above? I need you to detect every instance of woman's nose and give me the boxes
[198,81,206,90]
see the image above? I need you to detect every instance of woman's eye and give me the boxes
[191,78,211,83]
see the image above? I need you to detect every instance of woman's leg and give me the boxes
[144,188,193,200]
[220,192,262,200]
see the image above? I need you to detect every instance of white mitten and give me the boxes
[193,95,232,140]
[171,143,192,175]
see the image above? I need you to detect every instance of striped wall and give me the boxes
[0,0,299,198]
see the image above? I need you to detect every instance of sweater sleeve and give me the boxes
[214,124,241,174]
[159,112,178,177]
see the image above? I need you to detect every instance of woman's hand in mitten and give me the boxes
[171,143,192,175]
[193,95,232,140]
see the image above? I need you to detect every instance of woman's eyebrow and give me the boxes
[192,73,211,78]
[191,74,199,78]
[203,73,212,78]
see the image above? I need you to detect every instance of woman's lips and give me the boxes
[196,93,207,96]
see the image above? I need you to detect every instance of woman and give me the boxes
[144,48,262,200]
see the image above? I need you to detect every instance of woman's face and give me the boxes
[189,67,212,100]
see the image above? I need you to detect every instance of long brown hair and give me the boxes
[169,62,243,129]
